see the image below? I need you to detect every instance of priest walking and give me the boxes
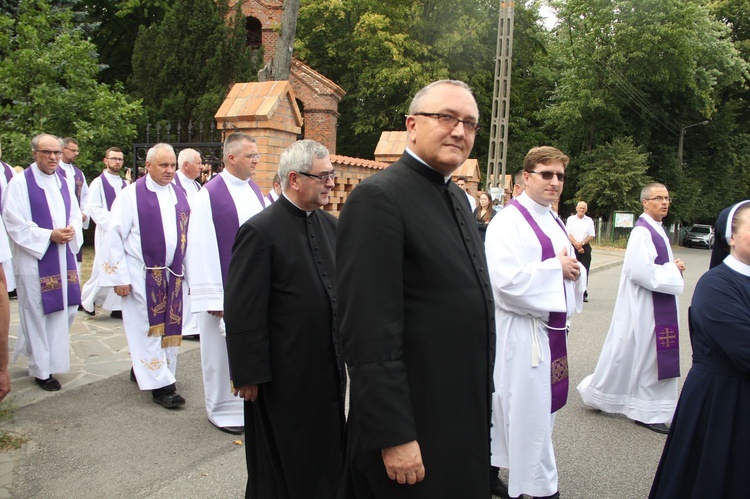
[4,133,82,391]
[101,143,190,409]
[578,183,685,434]
[224,139,345,498]
[185,133,265,434]
[80,147,127,316]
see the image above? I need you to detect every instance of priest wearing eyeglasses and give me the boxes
[578,183,685,435]
[337,80,495,498]
[3,133,83,392]
[224,139,345,499]
[485,146,586,499]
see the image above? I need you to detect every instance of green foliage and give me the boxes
[574,137,652,223]
[0,0,143,177]
[129,0,259,132]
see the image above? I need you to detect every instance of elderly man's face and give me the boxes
[295,155,335,211]
[146,149,177,186]
[181,154,202,181]
[33,136,63,175]
[576,202,587,218]
[407,84,479,176]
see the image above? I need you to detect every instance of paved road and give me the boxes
[0,246,712,498]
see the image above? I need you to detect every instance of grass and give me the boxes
[0,400,28,451]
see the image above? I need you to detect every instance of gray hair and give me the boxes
[640,183,667,202]
[177,148,201,168]
[408,80,475,115]
[146,143,175,163]
[278,140,330,190]
[31,133,63,152]
[223,133,256,161]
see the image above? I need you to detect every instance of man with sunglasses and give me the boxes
[337,80,495,497]
[485,146,586,499]
[578,183,685,435]
[3,133,83,391]
[224,140,345,498]
[80,147,128,317]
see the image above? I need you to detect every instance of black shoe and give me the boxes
[634,420,670,434]
[35,376,61,391]
[209,420,244,435]
[182,334,199,341]
[153,392,185,409]
[533,493,560,499]
[583,296,589,302]
[79,305,95,316]
[490,467,510,498]
[110,310,122,319]
[8,290,16,299]
[129,368,137,383]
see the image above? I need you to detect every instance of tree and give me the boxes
[258,0,301,82]
[574,137,652,224]
[129,0,259,131]
[0,0,143,176]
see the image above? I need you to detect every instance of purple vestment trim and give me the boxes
[249,179,265,209]
[635,217,680,380]
[99,172,126,211]
[204,175,240,285]
[24,167,81,314]
[508,199,569,413]
[0,161,14,207]
[136,177,190,344]
[57,166,85,262]
[265,192,274,205]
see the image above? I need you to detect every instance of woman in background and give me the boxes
[474,191,495,241]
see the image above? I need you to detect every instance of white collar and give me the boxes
[724,254,750,277]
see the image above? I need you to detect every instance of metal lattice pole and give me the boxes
[487,2,515,204]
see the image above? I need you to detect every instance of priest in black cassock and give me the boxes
[224,140,345,499]
[337,80,496,497]
[650,200,750,499]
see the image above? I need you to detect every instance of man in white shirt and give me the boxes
[4,133,83,391]
[101,143,190,409]
[186,133,265,434]
[485,146,585,499]
[456,176,476,211]
[566,201,596,301]
[578,183,685,434]
[80,147,127,317]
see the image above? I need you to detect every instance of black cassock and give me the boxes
[650,261,750,498]
[224,195,345,499]
[337,153,496,498]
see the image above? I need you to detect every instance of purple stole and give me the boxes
[99,172,127,211]
[0,161,14,207]
[265,192,275,205]
[205,175,264,284]
[635,217,680,380]
[136,177,190,348]
[24,167,81,314]
[57,165,85,262]
[508,199,569,413]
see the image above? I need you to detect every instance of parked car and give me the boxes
[683,224,714,249]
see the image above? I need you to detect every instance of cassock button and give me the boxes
[323,272,327,276]
[328,285,332,289]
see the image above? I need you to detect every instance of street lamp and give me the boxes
[677,120,709,170]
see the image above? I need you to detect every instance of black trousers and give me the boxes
[578,243,592,296]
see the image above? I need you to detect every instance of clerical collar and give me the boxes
[724,254,750,277]
[517,192,553,215]
[281,192,313,216]
[220,168,251,187]
[641,212,662,226]
[404,148,453,183]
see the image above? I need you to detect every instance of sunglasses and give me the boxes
[528,171,567,182]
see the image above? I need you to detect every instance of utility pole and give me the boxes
[487,1,515,204]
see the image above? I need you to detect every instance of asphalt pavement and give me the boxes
[0,245,712,498]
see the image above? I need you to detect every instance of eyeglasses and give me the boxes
[35,149,63,156]
[298,170,337,182]
[246,154,261,160]
[64,147,79,153]
[645,196,671,203]
[106,157,124,162]
[412,112,481,134]
[528,170,567,182]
